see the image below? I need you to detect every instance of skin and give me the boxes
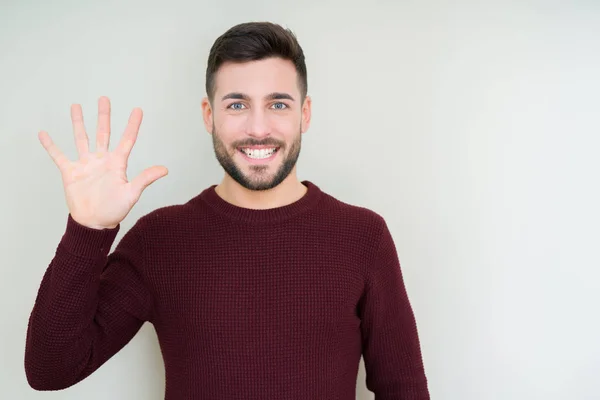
[38,98,169,230]
[201,57,312,210]
[37,57,311,230]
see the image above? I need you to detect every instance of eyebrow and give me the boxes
[221,92,295,102]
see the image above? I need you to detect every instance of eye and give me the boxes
[271,102,288,110]
[227,102,246,110]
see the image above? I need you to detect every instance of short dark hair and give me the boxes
[205,22,308,103]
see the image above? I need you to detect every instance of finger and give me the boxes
[70,104,89,156]
[38,130,70,171]
[129,166,168,197]
[115,107,143,161]
[96,96,111,153]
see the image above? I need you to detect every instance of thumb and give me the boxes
[130,165,169,196]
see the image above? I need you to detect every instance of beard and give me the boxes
[211,125,302,191]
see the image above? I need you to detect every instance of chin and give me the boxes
[236,177,282,191]
[231,164,292,191]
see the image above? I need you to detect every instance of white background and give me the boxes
[1,0,599,399]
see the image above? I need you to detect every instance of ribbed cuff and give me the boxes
[59,214,120,259]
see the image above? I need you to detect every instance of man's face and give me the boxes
[202,57,311,191]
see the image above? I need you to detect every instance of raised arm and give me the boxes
[24,96,167,390]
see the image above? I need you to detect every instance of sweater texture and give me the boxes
[25,180,429,399]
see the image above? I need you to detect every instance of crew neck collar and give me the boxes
[198,180,323,223]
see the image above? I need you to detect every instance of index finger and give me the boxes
[114,107,143,161]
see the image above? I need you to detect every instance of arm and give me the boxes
[358,218,430,399]
[24,214,153,390]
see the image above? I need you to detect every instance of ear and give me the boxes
[201,97,213,134]
[301,95,312,133]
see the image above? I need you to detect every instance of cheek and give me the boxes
[273,115,301,134]
[216,114,243,131]
[214,119,242,145]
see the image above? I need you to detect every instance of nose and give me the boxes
[245,108,271,138]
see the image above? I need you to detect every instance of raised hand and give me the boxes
[38,96,168,230]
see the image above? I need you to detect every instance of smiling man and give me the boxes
[25,22,430,399]
[205,47,309,202]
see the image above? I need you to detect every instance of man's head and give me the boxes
[201,22,311,191]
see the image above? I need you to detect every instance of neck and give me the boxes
[215,170,308,210]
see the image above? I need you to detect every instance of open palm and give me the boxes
[38,96,168,230]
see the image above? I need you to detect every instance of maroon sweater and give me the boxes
[25,180,429,399]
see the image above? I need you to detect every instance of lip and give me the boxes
[239,145,278,150]
[238,148,279,164]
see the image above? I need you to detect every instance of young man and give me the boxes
[25,22,430,399]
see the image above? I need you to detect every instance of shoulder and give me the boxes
[310,186,396,269]
[317,187,389,241]
[127,192,209,235]
[318,186,386,223]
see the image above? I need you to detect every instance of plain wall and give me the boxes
[1,0,599,399]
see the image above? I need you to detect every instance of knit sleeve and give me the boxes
[358,218,430,400]
[24,214,154,391]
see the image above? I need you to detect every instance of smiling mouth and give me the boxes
[238,146,280,160]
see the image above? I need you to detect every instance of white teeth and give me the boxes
[241,148,277,159]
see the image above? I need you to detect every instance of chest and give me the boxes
[149,234,366,339]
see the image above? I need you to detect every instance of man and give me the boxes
[25,21,430,399]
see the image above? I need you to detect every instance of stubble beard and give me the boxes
[211,125,302,191]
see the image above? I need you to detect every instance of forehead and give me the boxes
[214,57,299,98]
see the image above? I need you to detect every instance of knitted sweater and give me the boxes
[25,180,429,399]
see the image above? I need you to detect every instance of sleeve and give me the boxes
[358,217,430,400]
[24,214,154,391]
